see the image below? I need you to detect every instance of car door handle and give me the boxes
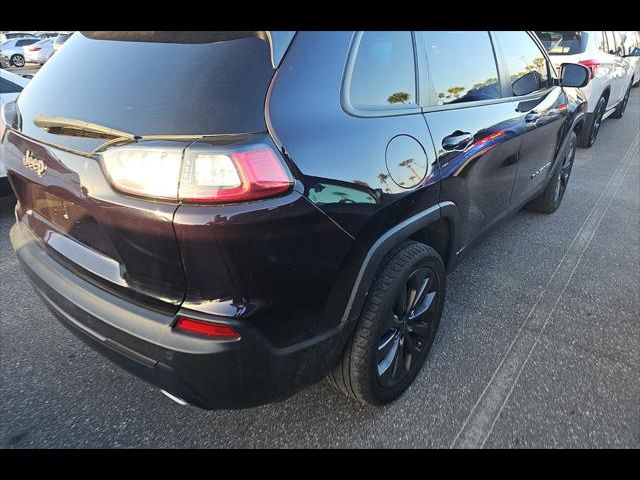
[525,112,541,123]
[442,131,473,151]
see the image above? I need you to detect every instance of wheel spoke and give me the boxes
[411,321,433,340]
[377,334,400,378]
[391,338,405,380]
[403,332,418,368]
[378,330,396,354]
[409,290,437,320]
[411,276,430,311]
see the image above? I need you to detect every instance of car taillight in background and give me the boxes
[578,59,601,79]
[29,47,42,52]
[99,139,294,204]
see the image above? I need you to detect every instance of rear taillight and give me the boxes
[578,59,600,79]
[99,141,293,204]
[30,47,41,52]
[179,148,292,203]
[174,316,240,340]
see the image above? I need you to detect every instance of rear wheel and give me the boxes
[10,54,25,68]
[525,132,577,214]
[577,95,606,148]
[329,241,445,405]
[611,83,631,118]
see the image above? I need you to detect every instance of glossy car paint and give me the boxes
[1,31,586,409]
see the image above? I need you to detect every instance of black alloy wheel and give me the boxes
[377,267,440,387]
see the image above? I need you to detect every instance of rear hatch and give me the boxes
[535,31,588,73]
[3,31,289,311]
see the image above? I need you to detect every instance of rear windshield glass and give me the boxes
[535,31,586,55]
[18,32,289,149]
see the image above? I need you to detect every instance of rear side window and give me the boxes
[420,31,500,105]
[349,31,417,110]
[0,77,23,94]
[495,31,550,97]
[16,39,38,47]
[536,31,586,55]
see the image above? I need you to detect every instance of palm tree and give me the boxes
[398,158,420,181]
[377,173,391,193]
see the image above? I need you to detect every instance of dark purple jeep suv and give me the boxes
[0,31,589,408]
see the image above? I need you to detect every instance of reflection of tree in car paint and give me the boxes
[510,57,546,84]
[387,91,411,105]
[398,158,421,182]
[437,76,500,104]
[378,173,391,193]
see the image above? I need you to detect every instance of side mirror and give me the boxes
[560,63,590,88]
[512,71,542,96]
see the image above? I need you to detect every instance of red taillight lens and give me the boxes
[30,47,42,52]
[578,59,600,79]
[174,317,240,340]
[179,147,293,204]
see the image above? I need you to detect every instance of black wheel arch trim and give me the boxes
[338,201,459,330]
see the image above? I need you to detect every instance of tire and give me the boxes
[577,95,606,148]
[329,241,446,405]
[611,83,631,118]
[10,54,25,68]
[525,132,577,214]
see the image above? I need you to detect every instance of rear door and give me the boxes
[417,31,525,247]
[493,31,570,205]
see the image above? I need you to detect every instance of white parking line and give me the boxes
[450,131,640,449]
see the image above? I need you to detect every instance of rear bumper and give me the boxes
[10,220,342,409]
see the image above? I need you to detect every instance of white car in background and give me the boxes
[0,37,40,67]
[24,39,54,65]
[0,69,30,195]
[536,31,636,148]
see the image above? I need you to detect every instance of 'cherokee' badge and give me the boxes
[23,150,47,177]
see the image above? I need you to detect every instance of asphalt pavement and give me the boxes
[0,90,638,448]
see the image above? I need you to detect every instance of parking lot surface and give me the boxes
[1,91,638,448]
[2,65,41,77]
